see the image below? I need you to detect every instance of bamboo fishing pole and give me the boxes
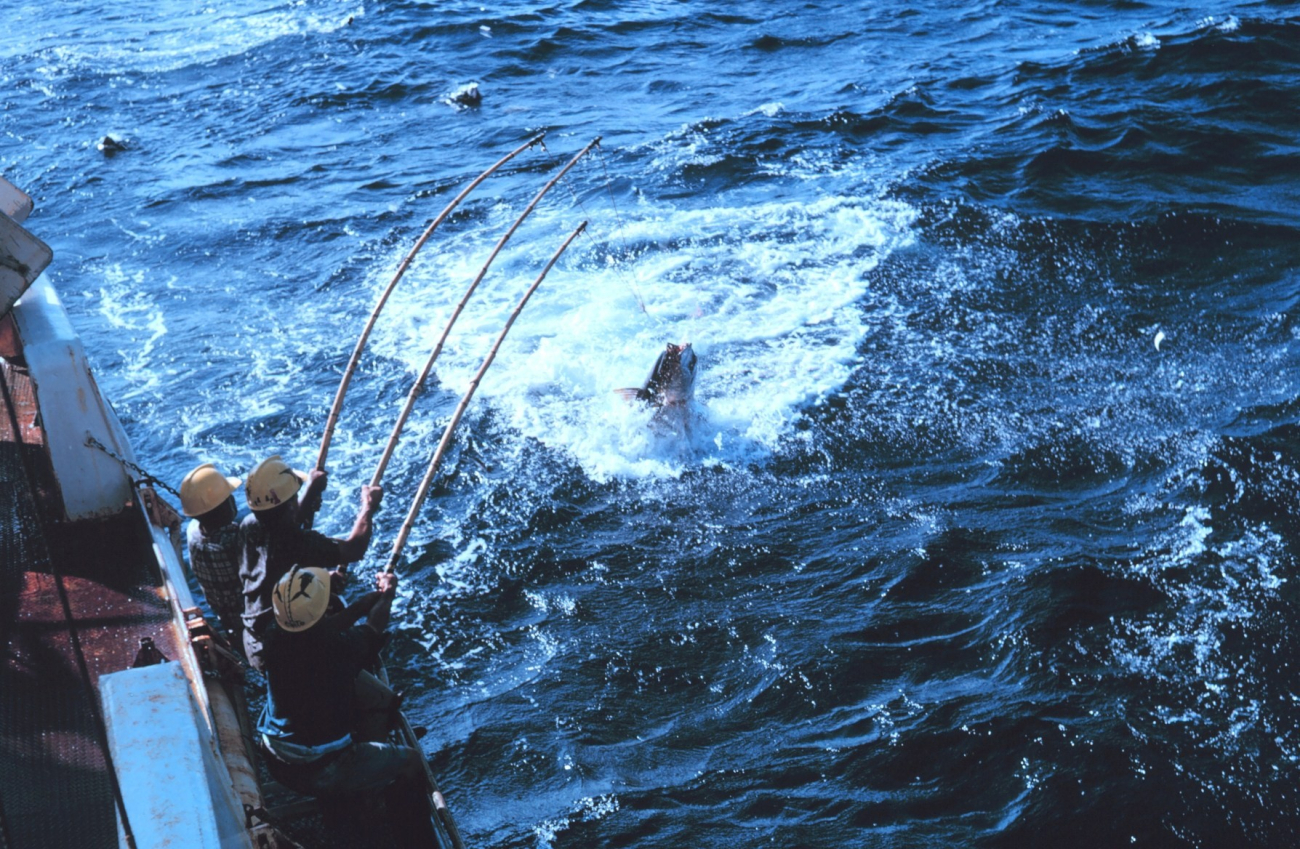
[384,220,588,573]
[314,132,547,474]
[377,660,468,849]
[368,137,602,489]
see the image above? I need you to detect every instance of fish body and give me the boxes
[616,342,698,439]
[616,342,697,408]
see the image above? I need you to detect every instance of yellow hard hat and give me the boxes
[179,463,242,517]
[246,455,309,512]
[273,566,331,632]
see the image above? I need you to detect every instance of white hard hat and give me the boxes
[272,566,331,632]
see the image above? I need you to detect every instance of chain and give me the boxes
[84,434,182,498]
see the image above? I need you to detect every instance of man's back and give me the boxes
[187,518,243,636]
[259,620,383,747]
[240,512,343,635]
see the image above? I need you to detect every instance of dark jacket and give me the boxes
[257,620,385,748]
[239,512,344,638]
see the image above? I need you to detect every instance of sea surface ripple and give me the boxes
[4,1,1300,846]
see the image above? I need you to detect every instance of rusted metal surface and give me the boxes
[0,315,22,363]
[0,362,59,521]
[0,456,116,845]
[0,361,41,444]
[1,360,182,848]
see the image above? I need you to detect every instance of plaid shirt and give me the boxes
[187,519,244,636]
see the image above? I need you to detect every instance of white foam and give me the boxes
[1176,506,1211,559]
[1198,15,1241,33]
[90,263,169,400]
[368,186,916,481]
[533,794,620,848]
[747,102,785,118]
[1133,32,1160,50]
[646,119,728,174]
[20,1,363,74]
[1111,506,1287,699]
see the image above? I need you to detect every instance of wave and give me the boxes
[9,0,363,75]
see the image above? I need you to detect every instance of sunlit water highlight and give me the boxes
[4,1,1300,846]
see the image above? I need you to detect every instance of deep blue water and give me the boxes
[5,1,1300,846]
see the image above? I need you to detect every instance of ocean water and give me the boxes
[4,1,1300,845]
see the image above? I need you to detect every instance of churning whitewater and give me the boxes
[4,1,1300,846]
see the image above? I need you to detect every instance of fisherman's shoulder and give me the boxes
[280,525,348,567]
[336,621,386,670]
[241,513,313,547]
[300,525,343,551]
[192,518,241,546]
[264,620,365,674]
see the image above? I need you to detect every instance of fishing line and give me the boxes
[554,144,653,318]
[593,142,636,260]
[596,141,714,338]
[591,142,651,315]
[0,783,12,849]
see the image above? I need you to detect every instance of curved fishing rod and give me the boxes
[385,220,588,573]
[369,137,601,488]
[314,132,547,474]
[378,662,468,849]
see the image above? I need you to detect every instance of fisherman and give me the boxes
[257,566,436,846]
[178,462,246,644]
[239,454,381,671]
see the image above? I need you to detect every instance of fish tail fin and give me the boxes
[614,388,653,404]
